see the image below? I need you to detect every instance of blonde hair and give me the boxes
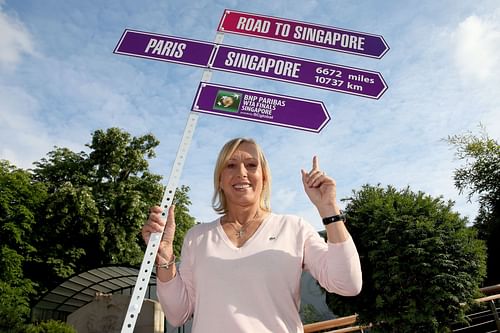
[212,138,272,214]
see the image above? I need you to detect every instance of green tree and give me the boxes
[27,128,195,292]
[171,185,197,257]
[0,161,45,332]
[447,128,500,285]
[326,185,486,332]
[0,258,34,332]
[1,128,197,327]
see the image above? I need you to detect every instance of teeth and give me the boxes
[233,184,251,189]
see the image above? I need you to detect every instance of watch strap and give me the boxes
[322,212,346,226]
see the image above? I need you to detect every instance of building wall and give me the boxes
[67,294,164,333]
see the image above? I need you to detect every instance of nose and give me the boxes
[236,163,247,178]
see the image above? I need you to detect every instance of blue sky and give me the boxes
[1,0,499,230]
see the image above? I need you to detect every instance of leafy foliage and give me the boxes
[0,275,33,332]
[300,303,323,325]
[447,127,500,285]
[447,127,500,209]
[0,161,41,331]
[27,128,195,290]
[172,185,197,257]
[326,185,486,332]
[26,320,77,333]
[1,128,197,328]
[25,128,166,292]
[0,161,46,262]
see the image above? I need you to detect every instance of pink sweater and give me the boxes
[157,213,362,332]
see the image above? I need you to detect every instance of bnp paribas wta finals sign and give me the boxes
[113,9,388,332]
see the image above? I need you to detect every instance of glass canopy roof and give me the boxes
[33,266,157,317]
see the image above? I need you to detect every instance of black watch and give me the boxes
[322,212,346,226]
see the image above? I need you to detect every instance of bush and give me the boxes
[326,185,486,332]
[26,320,77,333]
[0,281,31,333]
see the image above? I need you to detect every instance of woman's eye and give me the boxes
[247,163,257,168]
[227,163,235,169]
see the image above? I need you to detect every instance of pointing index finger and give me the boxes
[312,155,320,171]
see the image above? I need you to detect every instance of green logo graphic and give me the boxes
[213,90,242,113]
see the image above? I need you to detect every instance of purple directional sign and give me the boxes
[113,29,214,67]
[218,9,389,59]
[192,83,330,132]
[211,45,387,99]
[113,29,387,99]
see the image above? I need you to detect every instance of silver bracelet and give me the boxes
[155,255,176,270]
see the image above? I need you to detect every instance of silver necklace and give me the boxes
[223,213,261,238]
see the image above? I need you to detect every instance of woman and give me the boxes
[142,137,362,332]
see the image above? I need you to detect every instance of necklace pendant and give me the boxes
[237,230,244,238]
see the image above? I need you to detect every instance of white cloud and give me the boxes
[0,85,51,168]
[453,12,500,81]
[0,4,34,69]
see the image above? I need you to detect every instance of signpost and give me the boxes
[116,10,388,333]
[192,83,330,132]
[211,44,387,99]
[114,29,387,99]
[114,29,215,67]
[218,9,389,59]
